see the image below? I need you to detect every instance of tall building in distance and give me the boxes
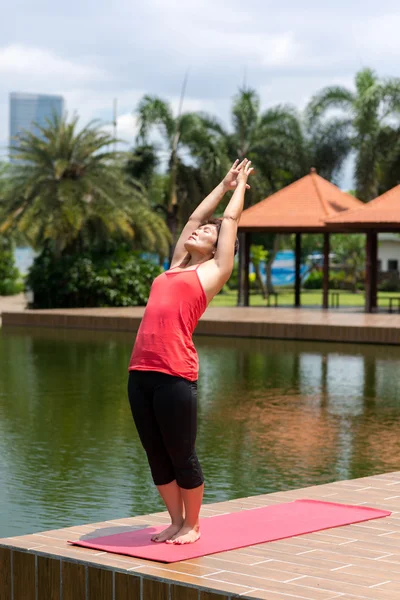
[9,92,64,160]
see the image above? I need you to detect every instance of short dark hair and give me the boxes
[204,218,239,256]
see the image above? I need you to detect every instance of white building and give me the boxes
[378,233,400,273]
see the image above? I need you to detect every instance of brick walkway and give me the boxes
[0,294,26,319]
[1,472,399,599]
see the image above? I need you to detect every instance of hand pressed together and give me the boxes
[222,159,252,191]
[237,158,254,184]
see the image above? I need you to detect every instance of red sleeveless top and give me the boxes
[128,265,207,381]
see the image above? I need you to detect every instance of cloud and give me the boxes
[102,112,138,149]
[0,45,107,85]
[1,0,400,189]
[356,13,400,59]
[0,44,111,158]
[259,74,355,111]
[193,31,302,69]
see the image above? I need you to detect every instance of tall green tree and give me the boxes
[1,114,170,257]
[374,125,400,193]
[125,144,160,192]
[133,87,354,271]
[199,88,352,295]
[200,88,351,199]
[307,67,400,201]
[0,235,21,295]
[0,161,11,207]
[135,96,224,257]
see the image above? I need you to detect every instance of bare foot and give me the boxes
[151,522,183,543]
[165,525,201,545]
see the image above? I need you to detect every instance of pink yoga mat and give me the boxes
[68,499,390,563]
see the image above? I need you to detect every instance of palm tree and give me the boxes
[133,88,353,281]
[198,88,352,296]
[0,161,11,204]
[375,125,400,193]
[135,96,225,257]
[125,143,160,192]
[307,67,400,201]
[1,113,170,257]
[200,88,351,199]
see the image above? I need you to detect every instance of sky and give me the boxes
[1,0,400,189]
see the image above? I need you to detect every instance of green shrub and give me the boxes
[379,277,400,292]
[304,269,365,291]
[331,270,365,292]
[226,263,259,291]
[303,270,323,289]
[330,270,347,290]
[0,237,22,295]
[26,244,161,308]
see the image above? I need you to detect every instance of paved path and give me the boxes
[0,294,26,324]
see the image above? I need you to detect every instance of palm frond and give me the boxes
[231,88,261,155]
[306,86,355,122]
[1,112,171,256]
[135,96,175,144]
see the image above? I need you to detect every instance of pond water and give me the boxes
[0,326,399,538]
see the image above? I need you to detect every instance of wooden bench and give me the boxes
[266,292,279,307]
[330,291,340,308]
[387,296,400,313]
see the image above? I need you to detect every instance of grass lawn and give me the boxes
[210,288,400,308]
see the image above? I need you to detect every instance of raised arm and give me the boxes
[214,159,253,275]
[170,160,248,268]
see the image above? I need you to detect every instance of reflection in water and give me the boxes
[0,327,399,538]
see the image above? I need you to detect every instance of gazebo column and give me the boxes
[365,231,378,313]
[295,233,302,307]
[322,233,330,309]
[237,232,250,307]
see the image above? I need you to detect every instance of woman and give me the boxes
[128,159,253,545]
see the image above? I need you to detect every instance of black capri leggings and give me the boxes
[127,370,204,490]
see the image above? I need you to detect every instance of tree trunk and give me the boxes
[350,255,358,293]
[166,204,179,264]
[254,263,267,298]
[166,124,181,263]
[351,267,358,293]
[265,234,280,297]
[265,261,274,296]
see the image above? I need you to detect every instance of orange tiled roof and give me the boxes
[238,170,362,231]
[326,184,400,227]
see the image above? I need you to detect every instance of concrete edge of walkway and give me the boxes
[2,308,400,345]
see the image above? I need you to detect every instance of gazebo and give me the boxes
[237,169,363,308]
[326,184,400,313]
